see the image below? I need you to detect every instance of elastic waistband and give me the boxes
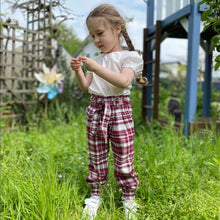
[90,94,131,106]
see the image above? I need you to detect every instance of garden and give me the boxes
[1,0,220,219]
[1,86,220,219]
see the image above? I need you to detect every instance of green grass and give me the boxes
[1,90,220,219]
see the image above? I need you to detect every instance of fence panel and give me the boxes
[0,22,54,125]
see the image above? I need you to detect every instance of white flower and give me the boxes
[34,63,64,85]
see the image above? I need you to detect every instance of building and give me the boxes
[72,35,100,58]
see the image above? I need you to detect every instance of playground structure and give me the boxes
[142,0,218,136]
[0,0,61,125]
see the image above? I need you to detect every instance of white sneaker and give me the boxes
[83,196,101,219]
[123,200,139,220]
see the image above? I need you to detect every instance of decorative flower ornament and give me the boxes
[35,64,64,99]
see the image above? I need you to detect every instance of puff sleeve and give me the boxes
[121,51,143,77]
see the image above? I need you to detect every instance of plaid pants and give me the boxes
[86,94,140,200]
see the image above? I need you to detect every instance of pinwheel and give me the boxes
[35,64,64,99]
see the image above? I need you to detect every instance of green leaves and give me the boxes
[201,8,212,21]
[211,34,220,45]
[214,55,220,70]
[200,0,220,70]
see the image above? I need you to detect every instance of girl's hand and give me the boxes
[71,57,82,72]
[81,57,99,72]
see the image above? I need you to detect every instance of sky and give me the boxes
[1,0,147,51]
[1,0,219,76]
[65,0,147,50]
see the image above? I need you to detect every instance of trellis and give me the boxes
[0,23,53,106]
[0,0,56,127]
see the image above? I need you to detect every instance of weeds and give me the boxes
[1,90,220,219]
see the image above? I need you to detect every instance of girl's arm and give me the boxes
[81,57,134,89]
[71,57,93,93]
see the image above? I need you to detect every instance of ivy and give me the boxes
[199,0,220,70]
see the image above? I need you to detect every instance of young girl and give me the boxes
[71,4,147,219]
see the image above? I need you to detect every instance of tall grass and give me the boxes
[1,90,220,219]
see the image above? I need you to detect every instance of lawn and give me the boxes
[1,90,220,219]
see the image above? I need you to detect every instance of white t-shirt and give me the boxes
[87,50,143,97]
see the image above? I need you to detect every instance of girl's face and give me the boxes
[87,17,122,54]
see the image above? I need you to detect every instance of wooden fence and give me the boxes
[0,21,54,126]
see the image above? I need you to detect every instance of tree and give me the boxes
[200,0,220,70]
[53,23,82,55]
[5,0,82,55]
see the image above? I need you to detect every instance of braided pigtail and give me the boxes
[121,25,135,51]
[121,24,148,85]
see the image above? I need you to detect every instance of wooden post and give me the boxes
[0,23,2,104]
[146,0,154,120]
[202,39,212,117]
[45,97,48,117]
[153,21,162,120]
[12,27,15,97]
[142,28,148,121]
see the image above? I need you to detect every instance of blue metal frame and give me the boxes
[144,0,213,136]
[183,0,201,136]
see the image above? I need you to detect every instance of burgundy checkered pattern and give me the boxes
[86,95,140,200]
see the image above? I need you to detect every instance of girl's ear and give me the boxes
[115,24,122,36]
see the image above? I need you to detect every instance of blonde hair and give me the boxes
[86,4,148,85]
